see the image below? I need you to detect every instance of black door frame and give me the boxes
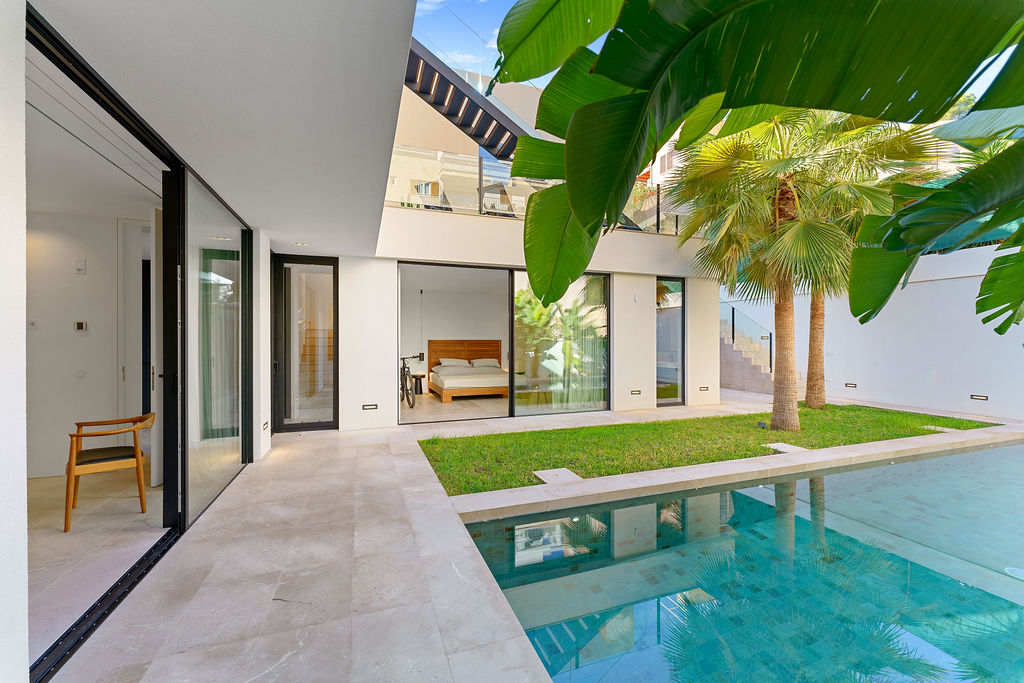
[272,253,340,432]
[655,277,687,407]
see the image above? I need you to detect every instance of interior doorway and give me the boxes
[272,254,339,432]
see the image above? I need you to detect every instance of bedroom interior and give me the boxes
[399,263,511,423]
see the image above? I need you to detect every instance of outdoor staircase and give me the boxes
[719,317,805,395]
[298,327,333,397]
[526,610,620,676]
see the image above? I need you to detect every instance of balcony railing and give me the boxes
[385,144,688,233]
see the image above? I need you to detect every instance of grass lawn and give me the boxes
[419,404,989,496]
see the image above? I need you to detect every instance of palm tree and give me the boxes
[666,110,940,427]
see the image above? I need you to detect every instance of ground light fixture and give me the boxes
[295,242,309,246]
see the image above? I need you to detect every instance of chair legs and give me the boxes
[135,456,147,514]
[73,475,80,508]
[64,466,74,533]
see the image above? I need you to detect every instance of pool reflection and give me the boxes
[468,471,1024,681]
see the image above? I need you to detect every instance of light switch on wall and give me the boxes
[74,258,87,274]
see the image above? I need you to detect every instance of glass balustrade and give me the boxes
[720,302,774,372]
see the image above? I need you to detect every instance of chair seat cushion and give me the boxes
[77,446,137,466]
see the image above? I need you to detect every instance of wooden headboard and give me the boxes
[428,339,502,371]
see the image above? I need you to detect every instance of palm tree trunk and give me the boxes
[771,275,800,431]
[774,480,796,566]
[806,292,826,409]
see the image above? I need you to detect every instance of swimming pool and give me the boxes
[467,444,1024,681]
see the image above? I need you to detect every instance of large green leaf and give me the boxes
[848,247,918,324]
[717,104,789,138]
[491,0,623,86]
[564,93,650,227]
[933,105,1024,149]
[523,184,600,306]
[973,44,1024,111]
[976,248,1024,333]
[674,93,726,150]
[511,136,565,179]
[535,47,632,139]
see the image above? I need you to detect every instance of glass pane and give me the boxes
[513,273,609,416]
[283,263,335,425]
[656,279,684,405]
[187,174,243,523]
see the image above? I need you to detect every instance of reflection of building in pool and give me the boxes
[470,485,1024,681]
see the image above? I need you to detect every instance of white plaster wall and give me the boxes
[0,1,28,670]
[610,273,657,410]
[726,246,1024,420]
[339,257,398,430]
[26,211,120,478]
[376,206,703,277]
[612,504,657,559]
[253,229,272,458]
[399,287,509,375]
[686,278,722,405]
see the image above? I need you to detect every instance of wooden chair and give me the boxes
[65,413,155,532]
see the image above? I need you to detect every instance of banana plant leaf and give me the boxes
[499,0,1024,306]
[535,47,631,140]
[849,141,1024,332]
[523,184,600,306]
[490,0,623,87]
[933,105,1024,149]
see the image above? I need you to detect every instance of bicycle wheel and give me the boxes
[404,371,416,408]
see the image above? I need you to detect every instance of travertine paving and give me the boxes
[54,390,1016,681]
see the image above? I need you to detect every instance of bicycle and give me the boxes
[399,353,422,409]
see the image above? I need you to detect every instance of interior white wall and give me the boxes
[253,229,272,458]
[610,273,657,410]
[399,273,509,375]
[339,257,398,430]
[685,278,722,405]
[0,3,28,671]
[726,246,1024,419]
[27,211,122,478]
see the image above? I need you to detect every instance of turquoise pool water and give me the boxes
[467,444,1024,681]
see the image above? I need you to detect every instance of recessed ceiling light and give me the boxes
[210,236,232,241]
[295,242,309,246]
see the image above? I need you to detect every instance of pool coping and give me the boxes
[451,425,1024,523]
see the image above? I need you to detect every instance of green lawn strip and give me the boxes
[418,404,989,496]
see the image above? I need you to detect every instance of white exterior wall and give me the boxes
[610,273,657,410]
[726,246,1024,420]
[253,229,272,457]
[339,257,398,430]
[0,0,28,671]
[685,278,722,405]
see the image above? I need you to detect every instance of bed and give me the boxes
[427,339,509,403]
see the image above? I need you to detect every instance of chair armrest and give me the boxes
[75,417,138,428]
[69,425,142,439]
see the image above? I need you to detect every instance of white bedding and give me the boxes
[431,369,508,389]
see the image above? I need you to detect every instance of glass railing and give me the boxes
[720,301,773,372]
[385,144,558,218]
[386,145,691,233]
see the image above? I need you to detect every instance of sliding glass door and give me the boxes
[656,278,685,406]
[186,174,245,523]
[272,255,339,432]
[513,272,609,415]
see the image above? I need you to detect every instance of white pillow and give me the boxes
[431,365,465,376]
[471,358,500,368]
[439,357,470,366]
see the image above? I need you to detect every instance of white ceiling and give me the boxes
[26,43,166,219]
[400,263,508,294]
[31,0,417,256]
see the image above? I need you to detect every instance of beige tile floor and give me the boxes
[28,466,165,662]
[54,389,1013,681]
[400,392,508,424]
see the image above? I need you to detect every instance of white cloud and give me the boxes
[415,0,444,16]
[486,28,498,51]
[448,51,484,65]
